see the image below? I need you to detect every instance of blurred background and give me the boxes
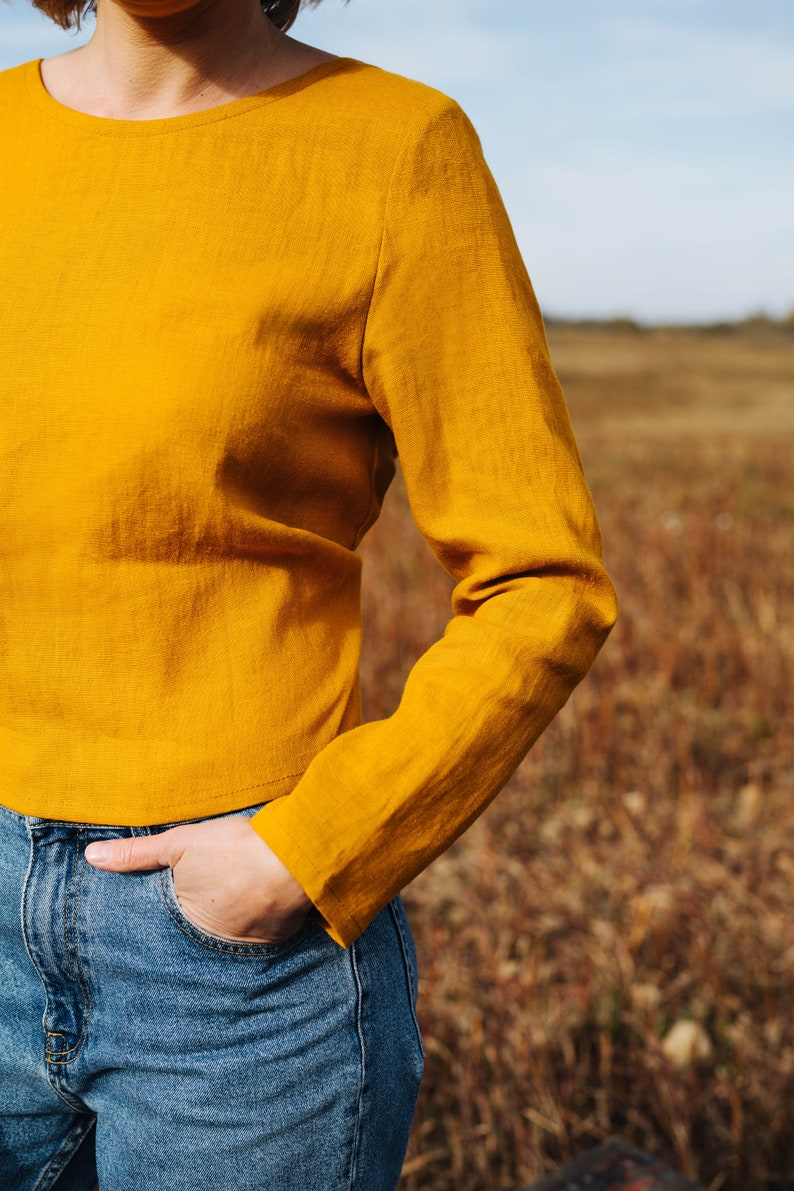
[3,1,792,1187]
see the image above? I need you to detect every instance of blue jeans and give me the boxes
[0,800,423,1190]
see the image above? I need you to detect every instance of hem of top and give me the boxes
[0,768,306,828]
[23,56,366,137]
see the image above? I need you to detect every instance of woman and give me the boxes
[0,0,617,1187]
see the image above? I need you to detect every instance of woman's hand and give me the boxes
[84,817,314,944]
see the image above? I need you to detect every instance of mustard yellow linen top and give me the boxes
[0,55,617,946]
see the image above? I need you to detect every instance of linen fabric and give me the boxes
[0,800,423,1190]
[0,56,617,946]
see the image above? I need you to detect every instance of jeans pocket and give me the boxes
[149,801,318,957]
[156,862,319,958]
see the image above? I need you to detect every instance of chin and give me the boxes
[113,0,212,18]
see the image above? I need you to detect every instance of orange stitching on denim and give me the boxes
[45,1030,75,1063]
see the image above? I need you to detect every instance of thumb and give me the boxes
[85,829,184,872]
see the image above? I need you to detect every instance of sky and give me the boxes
[1,0,792,323]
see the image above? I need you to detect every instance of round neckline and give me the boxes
[25,55,360,136]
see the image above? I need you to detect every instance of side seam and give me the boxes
[388,900,424,1060]
[346,940,367,1191]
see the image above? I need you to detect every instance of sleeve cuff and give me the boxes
[249,800,365,949]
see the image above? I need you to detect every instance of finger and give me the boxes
[84,830,185,872]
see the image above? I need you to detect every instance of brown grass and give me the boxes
[356,327,794,1190]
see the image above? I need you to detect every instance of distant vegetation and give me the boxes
[544,311,794,341]
[358,325,794,1190]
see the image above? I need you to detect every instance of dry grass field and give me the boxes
[356,323,794,1190]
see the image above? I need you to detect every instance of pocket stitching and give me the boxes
[157,866,316,957]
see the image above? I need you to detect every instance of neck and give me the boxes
[66,0,290,119]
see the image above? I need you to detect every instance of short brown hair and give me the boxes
[29,0,323,34]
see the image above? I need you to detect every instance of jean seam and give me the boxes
[388,901,424,1061]
[31,1113,96,1191]
[45,834,91,1063]
[19,829,92,1104]
[346,940,366,1191]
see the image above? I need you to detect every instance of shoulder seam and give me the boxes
[357,93,478,416]
[357,102,429,402]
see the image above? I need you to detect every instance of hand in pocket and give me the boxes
[85,816,314,944]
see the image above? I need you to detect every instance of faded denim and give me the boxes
[0,800,423,1190]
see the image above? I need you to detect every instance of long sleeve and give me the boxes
[249,97,618,947]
